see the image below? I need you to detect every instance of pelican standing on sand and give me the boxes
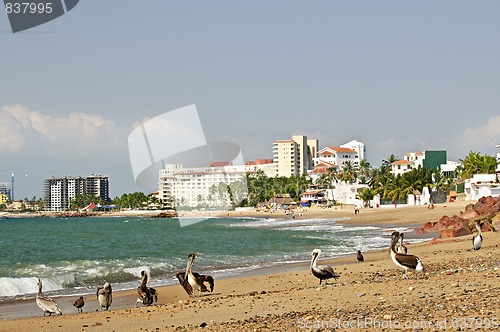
[136,270,158,307]
[472,220,483,250]
[390,232,424,277]
[96,282,112,310]
[176,253,214,297]
[397,232,408,254]
[310,249,339,285]
[36,278,62,316]
[356,250,364,262]
[73,296,85,313]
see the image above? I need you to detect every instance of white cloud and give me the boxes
[461,115,500,150]
[0,104,125,155]
[0,108,25,153]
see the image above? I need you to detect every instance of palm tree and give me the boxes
[340,161,359,184]
[358,159,372,185]
[457,151,497,179]
[356,188,374,208]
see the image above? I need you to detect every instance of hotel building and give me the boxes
[44,174,109,211]
[158,160,274,209]
[273,135,318,177]
[391,150,447,176]
[0,182,11,201]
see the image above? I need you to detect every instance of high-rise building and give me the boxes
[44,174,109,211]
[273,135,318,177]
[0,182,11,201]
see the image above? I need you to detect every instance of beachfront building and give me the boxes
[341,140,365,161]
[0,182,11,201]
[158,160,274,209]
[0,193,8,204]
[390,150,449,176]
[312,146,359,170]
[300,183,380,209]
[43,174,110,211]
[273,135,318,177]
[464,174,500,201]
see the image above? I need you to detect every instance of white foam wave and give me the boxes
[0,277,62,297]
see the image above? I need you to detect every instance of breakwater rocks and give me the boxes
[417,196,500,239]
[151,211,178,218]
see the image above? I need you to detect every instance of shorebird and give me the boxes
[176,253,214,297]
[390,232,424,278]
[73,296,85,313]
[35,278,62,316]
[136,270,158,307]
[397,232,408,254]
[472,220,483,250]
[356,250,364,262]
[96,282,112,310]
[310,249,339,286]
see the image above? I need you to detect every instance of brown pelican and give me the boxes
[310,249,339,285]
[397,232,408,254]
[96,282,112,310]
[390,232,424,277]
[176,253,214,297]
[136,270,158,307]
[356,250,364,262]
[472,220,483,250]
[73,296,85,313]
[35,278,62,316]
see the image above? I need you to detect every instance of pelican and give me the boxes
[73,296,85,313]
[96,282,112,310]
[397,232,408,254]
[472,221,483,250]
[390,232,424,277]
[176,253,214,297]
[310,249,339,285]
[136,270,158,307]
[35,278,62,316]
[356,250,364,262]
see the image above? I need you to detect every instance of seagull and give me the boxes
[96,282,112,310]
[310,249,339,286]
[390,232,424,278]
[356,250,364,262]
[136,270,158,307]
[472,220,483,250]
[176,253,214,297]
[397,232,408,254]
[35,278,62,316]
[73,296,85,313]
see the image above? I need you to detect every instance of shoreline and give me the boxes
[1,200,483,331]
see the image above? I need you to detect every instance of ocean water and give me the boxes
[0,216,418,301]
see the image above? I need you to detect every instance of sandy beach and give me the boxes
[3,200,500,331]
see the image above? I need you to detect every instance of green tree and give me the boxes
[356,188,374,207]
[457,151,497,179]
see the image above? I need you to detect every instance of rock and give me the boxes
[460,210,478,220]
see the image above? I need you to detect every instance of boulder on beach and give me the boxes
[421,196,500,239]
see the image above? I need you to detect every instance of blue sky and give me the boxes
[1,1,500,199]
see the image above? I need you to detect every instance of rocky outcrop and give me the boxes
[151,211,178,218]
[417,195,499,239]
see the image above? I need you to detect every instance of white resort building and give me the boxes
[390,150,459,176]
[158,160,274,209]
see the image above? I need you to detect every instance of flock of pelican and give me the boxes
[35,222,485,316]
[35,252,214,316]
